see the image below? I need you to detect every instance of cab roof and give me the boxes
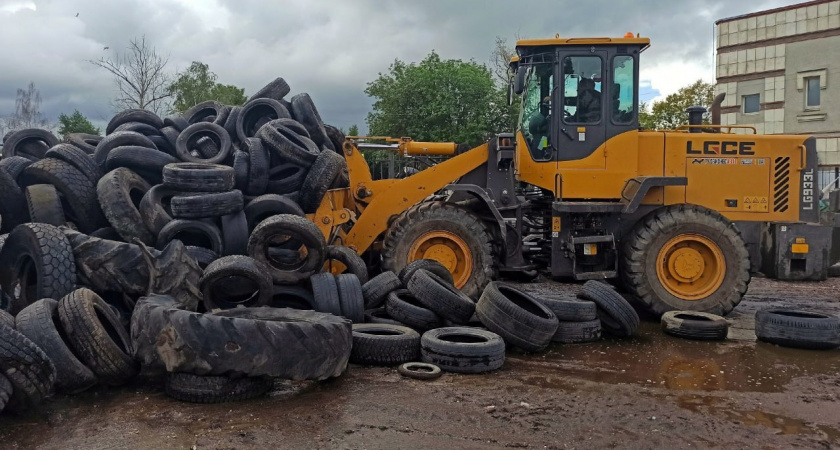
[516,36,650,50]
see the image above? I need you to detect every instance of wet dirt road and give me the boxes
[1,277,839,449]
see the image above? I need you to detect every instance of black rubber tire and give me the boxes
[156,219,224,254]
[104,145,179,184]
[57,288,138,385]
[310,272,342,316]
[324,245,369,283]
[200,256,274,310]
[265,163,307,195]
[97,168,154,245]
[362,271,402,309]
[93,131,156,169]
[62,229,152,295]
[223,107,242,143]
[0,156,33,180]
[337,273,365,323]
[420,327,505,374]
[385,289,444,331]
[299,150,346,213]
[106,109,163,134]
[755,308,840,350]
[220,211,249,256]
[89,227,122,241]
[829,264,840,278]
[534,295,597,322]
[324,124,346,154]
[25,184,66,226]
[408,269,476,325]
[248,77,291,102]
[364,307,404,326]
[0,373,12,412]
[552,319,602,344]
[139,184,177,236]
[176,122,232,164]
[64,133,102,154]
[271,284,314,309]
[398,259,454,287]
[0,167,28,232]
[398,362,442,380]
[0,318,56,411]
[20,158,106,232]
[164,114,190,131]
[171,190,244,219]
[16,299,98,393]
[475,282,558,352]
[184,101,228,125]
[113,122,160,137]
[131,295,352,379]
[162,162,235,192]
[243,137,269,196]
[0,223,76,314]
[45,143,103,182]
[290,93,333,151]
[236,98,291,142]
[244,194,305,230]
[186,245,220,269]
[165,373,273,404]
[269,118,309,139]
[382,201,494,300]
[248,214,325,284]
[350,323,420,366]
[620,204,750,315]
[232,150,249,191]
[2,129,59,161]
[257,121,319,168]
[661,311,729,341]
[579,280,640,338]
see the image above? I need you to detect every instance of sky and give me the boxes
[0,0,797,133]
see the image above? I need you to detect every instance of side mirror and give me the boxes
[514,66,526,95]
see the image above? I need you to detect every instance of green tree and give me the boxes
[57,110,100,139]
[169,61,247,112]
[639,80,715,130]
[347,124,359,136]
[365,51,508,147]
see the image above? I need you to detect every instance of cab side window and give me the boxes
[612,56,635,123]
[562,56,602,124]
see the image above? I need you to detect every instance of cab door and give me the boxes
[554,50,607,169]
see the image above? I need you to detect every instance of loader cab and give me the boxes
[514,36,649,164]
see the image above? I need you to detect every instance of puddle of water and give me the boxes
[509,321,840,393]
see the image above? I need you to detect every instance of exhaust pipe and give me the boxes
[710,92,726,127]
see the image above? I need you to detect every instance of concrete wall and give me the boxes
[783,35,840,135]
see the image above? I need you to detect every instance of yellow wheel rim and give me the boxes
[656,234,725,301]
[408,231,472,289]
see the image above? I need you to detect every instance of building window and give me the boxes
[806,76,820,108]
[743,94,760,114]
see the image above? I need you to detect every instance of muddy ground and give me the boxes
[1,276,839,449]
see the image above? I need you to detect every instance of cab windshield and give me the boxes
[519,63,554,161]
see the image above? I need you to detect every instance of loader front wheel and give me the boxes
[620,205,750,316]
[382,202,494,299]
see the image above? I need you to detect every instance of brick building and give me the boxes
[715,0,840,189]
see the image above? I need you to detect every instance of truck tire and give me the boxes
[299,150,345,213]
[0,373,12,412]
[362,271,402,309]
[248,77,290,102]
[171,190,244,219]
[475,282,558,352]
[21,158,106,232]
[93,131,156,169]
[534,295,597,322]
[139,184,177,236]
[382,201,494,300]
[105,146,179,184]
[221,211,249,256]
[200,256,274,310]
[25,184,66,226]
[420,327,505,374]
[0,319,56,411]
[350,323,420,366]
[364,307,404,326]
[131,295,352,379]
[552,319,601,344]
[186,246,220,269]
[337,273,364,322]
[165,373,273,404]
[755,308,840,350]
[162,162,235,193]
[164,114,189,132]
[290,93,333,151]
[184,101,228,125]
[0,168,28,232]
[175,122,231,164]
[257,121,319,168]
[0,223,76,314]
[661,311,729,341]
[266,163,307,195]
[324,245,368,283]
[45,143,103,182]
[16,299,98,393]
[156,219,223,254]
[65,133,102,155]
[310,272,342,316]
[408,269,476,325]
[324,124,346,154]
[242,138,269,196]
[248,214,325,284]
[0,156,33,180]
[398,259,454,286]
[97,168,154,245]
[385,289,443,332]
[3,129,59,161]
[620,204,750,315]
[244,194,305,230]
[237,98,291,142]
[271,285,314,310]
[579,280,639,338]
[106,109,163,134]
[232,150,249,190]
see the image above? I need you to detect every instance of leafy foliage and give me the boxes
[365,51,511,147]
[639,80,715,130]
[57,110,100,139]
[169,62,247,112]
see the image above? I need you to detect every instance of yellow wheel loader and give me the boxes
[309,35,834,316]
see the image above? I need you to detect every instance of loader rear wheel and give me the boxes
[621,205,750,316]
[382,202,494,299]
